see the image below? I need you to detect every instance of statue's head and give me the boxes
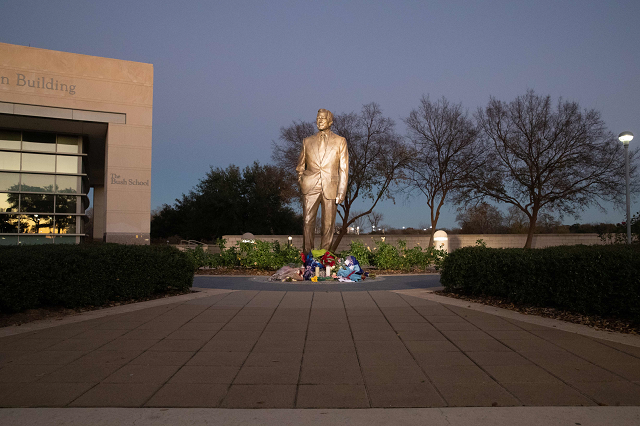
[316,109,333,131]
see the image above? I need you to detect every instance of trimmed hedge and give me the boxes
[0,244,194,313]
[440,245,640,321]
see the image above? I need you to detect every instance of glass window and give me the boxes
[0,214,19,233]
[21,173,55,193]
[0,151,20,170]
[0,172,20,192]
[0,192,19,212]
[56,155,79,173]
[20,194,54,213]
[0,235,19,245]
[20,214,54,234]
[22,153,55,172]
[54,215,77,234]
[22,131,56,152]
[0,130,21,150]
[56,195,77,214]
[20,235,54,245]
[56,175,80,193]
[57,135,80,153]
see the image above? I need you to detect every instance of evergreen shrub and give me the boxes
[440,245,640,320]
[341,239,448,271]
[0,244,194,313]
[185,239,302,270]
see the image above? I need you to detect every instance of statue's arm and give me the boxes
[336,138,349,204]
[296,140,306,183]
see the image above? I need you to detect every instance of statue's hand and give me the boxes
[336,197,342,205]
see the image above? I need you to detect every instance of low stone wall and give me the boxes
[221,233,604,253]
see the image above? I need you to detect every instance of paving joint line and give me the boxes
[367,290,451,406]
[397,292,525,406]
[139,289,263,408]
[432,299,602,406]
[215,290,285,408]
[293,291,314,408]
[29,298,188,403]
[343,291,373,408]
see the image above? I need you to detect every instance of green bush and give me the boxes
[341,240,373,266]
[187,238,446,272]
[185,239,302,270]
[440,245,640,321]
[0,244,194,313]
[372,240,403,270]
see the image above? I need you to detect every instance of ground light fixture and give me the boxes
[618,131,634,244]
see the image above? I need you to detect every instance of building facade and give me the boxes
[0,43,153,244]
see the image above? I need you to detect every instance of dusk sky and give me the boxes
[1,1,638,230]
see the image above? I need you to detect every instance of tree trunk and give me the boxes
[330,228,347,253]
[524,210,538,249]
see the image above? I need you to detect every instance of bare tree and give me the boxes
[471,90,636,248]
[404,96,482,247]
[350,211,367,234]
[455,202,505,234]
[272,102,410,252]
[504,205,528,234]
[368,211,384,232]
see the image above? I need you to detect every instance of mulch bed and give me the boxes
[0,289,192,329]
[435,290,640,335]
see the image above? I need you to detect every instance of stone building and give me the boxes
[0,43,153,244]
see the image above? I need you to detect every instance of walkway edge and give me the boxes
[393,289,640,348]
[0,288,235,338]
[0,407,639,426]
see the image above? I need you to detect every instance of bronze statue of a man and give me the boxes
[296,109,349,252]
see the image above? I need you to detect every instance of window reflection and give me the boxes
[55,215,76,233]
[22,153,56,172]
[21,174,55,193]
[0,193,19,212]
[57,155,79,173]
[0,172,20,192]
[0,130,21,150]
[0,152,20,170]
[0,214,19,233]
[56,195,77,214]
[23,132,56,152]
[20,214,54,234]
[57,135,80,153]
[56,175,80,193]
[20,194,54,213]
[1,129,85,242]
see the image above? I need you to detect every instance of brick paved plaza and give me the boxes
[2,288,640,408]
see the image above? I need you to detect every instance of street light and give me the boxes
[619,131,634,244]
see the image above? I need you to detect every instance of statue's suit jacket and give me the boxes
[296,130,349,201]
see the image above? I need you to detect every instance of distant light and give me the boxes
[619,131,634,145]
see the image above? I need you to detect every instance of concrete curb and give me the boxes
[393,289,640,348]
[0,288,235,338]
[0,407,639,426]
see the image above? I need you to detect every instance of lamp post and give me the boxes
[287,235,292,248]
[619,131,634,244]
